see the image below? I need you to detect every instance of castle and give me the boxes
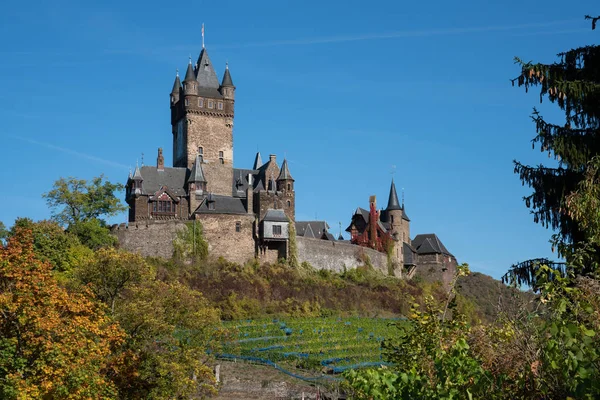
[117,43,457,283]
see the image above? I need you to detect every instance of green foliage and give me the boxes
[0,221,7,243]
[67,218,117,250]
[6,218,92,273]
[173,220,209,263]
[114,280,223,399]
[506,18,600,288]
[287,217,299,268]
[70,246,223,398]
[73,248,155,314]
[43,175,127,227]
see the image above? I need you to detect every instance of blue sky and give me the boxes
[0,0,596,279]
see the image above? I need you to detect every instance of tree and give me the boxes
[6,218,92,273]
[43,175,127,227]
[67,218,118,250]
[0,222,7,243]
[505,16,600,288]
[74,248,154,315]
[72,247,222,398]
[114,281,223,399]
[0,228,125,399]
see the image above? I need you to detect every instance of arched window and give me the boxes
[287,183,291,191]
[287,200,291,207]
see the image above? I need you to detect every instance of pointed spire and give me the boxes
[195,48,220,89]
[221,62,234,87]
[277,159,294,181]
[184,57,195,82]
[189,155,207,182]
[133,162,143,181]
[171,69,181,94]
[386,179,402,211]
[253,152,263,169]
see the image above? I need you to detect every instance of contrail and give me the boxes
[215,19,583,48]
[12,136,129,170]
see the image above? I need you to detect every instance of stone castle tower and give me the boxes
[170,49,235,196]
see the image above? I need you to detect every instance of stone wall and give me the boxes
[296,236,392,276]
[112,221,187,259]
[196,214,256,265]
[414,253,457,287]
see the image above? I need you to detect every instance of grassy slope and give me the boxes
[154,257,527,323]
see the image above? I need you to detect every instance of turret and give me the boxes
[132,163,143,195]
[183,58,197,96]
[253,152,263,170]
[220,62,235,100]
[386,179,411,256]
[170,70,181,105]
[277,159,295,221]
[188,155,207,215]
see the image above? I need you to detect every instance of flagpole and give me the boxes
[202,23,205,48]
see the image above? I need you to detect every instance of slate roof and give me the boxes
[189,156,206,182]
[195,48,223,98]
[403,242,417,265]
[263,209,288,222]
[195,194,247,215]
[322,231,336,241]
[303,224,316,238]
[184,61,195,82]
[253,152,263,169]
[387,180,402,211]
[136,166,188,196]
[232,168,258,197]
[412,234,453,256]
[277,159,293,180]
[221,65,234,87]
[171,73,181,94]
[296,221,330,237]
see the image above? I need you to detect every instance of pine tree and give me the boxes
[504,16,600,287]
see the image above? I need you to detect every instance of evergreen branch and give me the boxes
[585,15,600,30]
[501,258,567,289]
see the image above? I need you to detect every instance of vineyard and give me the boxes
[218,317,405,375]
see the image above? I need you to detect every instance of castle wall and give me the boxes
[196,214,255,265]
[295,237,392,276]
[112,221,187,259]
[414,253,457,287]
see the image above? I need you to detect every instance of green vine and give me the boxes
[287,217,299,268]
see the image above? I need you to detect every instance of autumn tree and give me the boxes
[0,228,125,399]
[505,16,600,288]
[6,218,92,273]
[72,247,223,398]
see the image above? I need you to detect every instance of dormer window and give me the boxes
[204,62,209,71]
[208,202,215,211]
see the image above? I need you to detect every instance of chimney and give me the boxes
[246,174,254,214]
[157,148,164,171]
[269,154,276,163]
